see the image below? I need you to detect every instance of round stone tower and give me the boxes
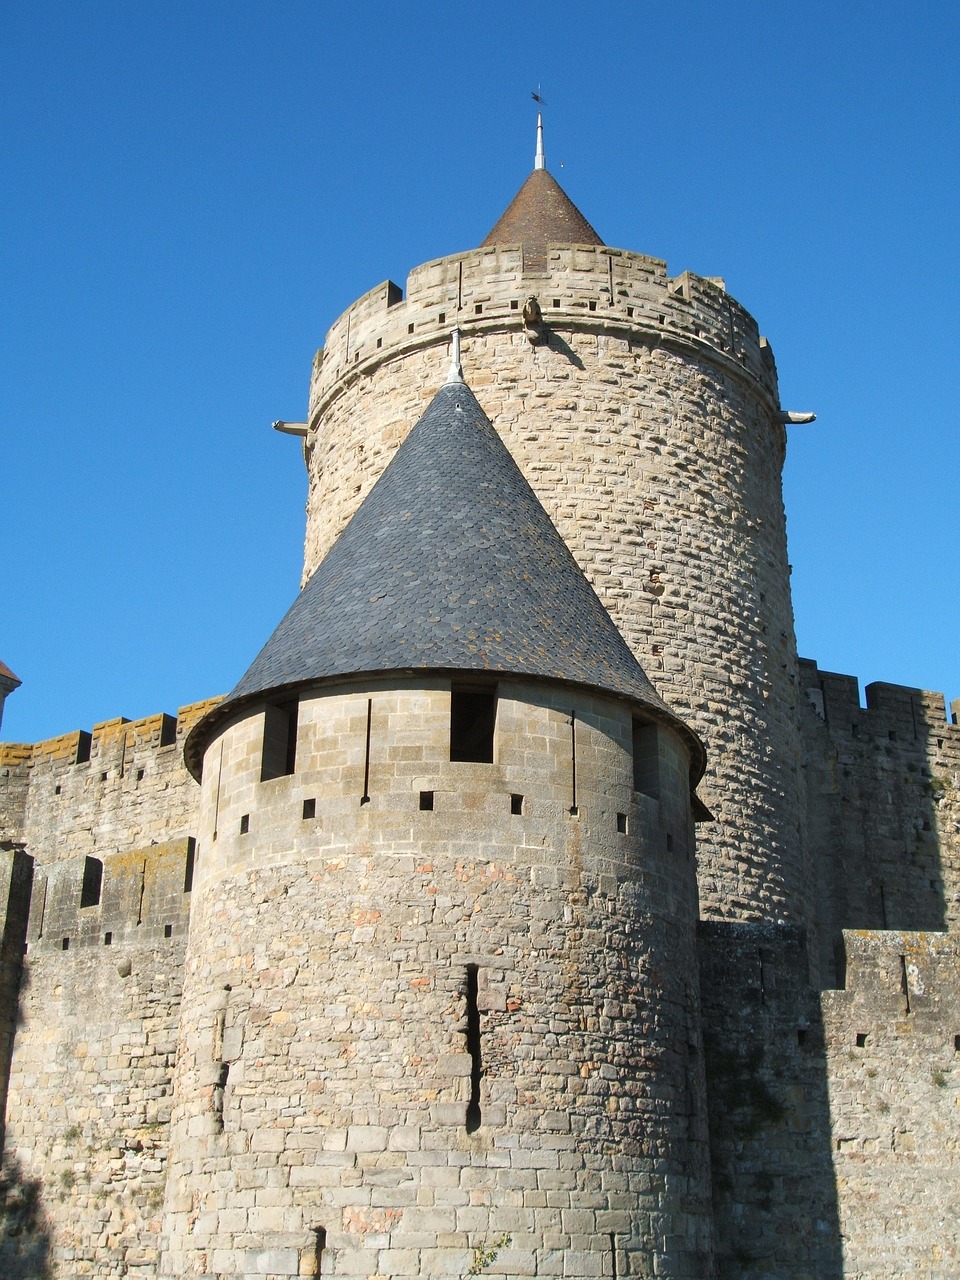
[298,132,808,926]
[161,371,715,1278]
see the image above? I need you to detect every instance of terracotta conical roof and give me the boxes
[185,373,703,780]
[481,168,603,271]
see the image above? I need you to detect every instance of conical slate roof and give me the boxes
[185,374,703,779]
[481,168,603,271]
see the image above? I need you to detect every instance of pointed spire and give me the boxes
[534,111,545,170]
[445,328,464,384]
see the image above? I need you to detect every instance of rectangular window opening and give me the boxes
[666,832,674,852]
[136,768,145,782]
[103,932,112,946]
[164,924,173,938]
[438,311,446,324]
[510,794,523,816]
[626,305,635,318]
[797,1029,807,1047]
[419,790,434,811]
[474,303,483,315]
[100,772,108,782]
[183,839,196,893]
[261,700,299,781]
[239,814,250,835]
[312,1226,327,1275]
[616,812,628,834]
[61,937,70,951]
[376,336,382,349]
[552,298,561,308]
[510,299,519,310]
[303,797,317,819]
[80,856,103,909]
[465,964,482,1133]
[54,785,61,795]
[632,719,660,799]
[888,729,897,741]
[588,299,597,312]
[450,685,496,763]
[954,1035,960,1052]
[407,322,415,334]
[856,1032,868,1048]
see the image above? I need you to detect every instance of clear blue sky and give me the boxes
[2,1,958,743]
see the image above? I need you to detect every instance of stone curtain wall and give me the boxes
[823,931,960,1278]
[160,679,715,1279]
[0,840,194,1279]
[297,244,809,929]
[798,660,960,982]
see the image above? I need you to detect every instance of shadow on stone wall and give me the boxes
[699,922,843,1279]
[0,1155,51,1280]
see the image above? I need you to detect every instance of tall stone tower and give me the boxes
[162,364,715,1277]
[298,125,808,930]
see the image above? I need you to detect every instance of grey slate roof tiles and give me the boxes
[186,377,703,778]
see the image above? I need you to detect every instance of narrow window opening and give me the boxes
[100,772,108,782]
[103,932,112,946]
[616,813,628,834]
[407,322,415,334]
[465,965,482,1133]
[568,710,578,815]
[856,1032,868,1048]
[353,349,360,362]
[632,719,660,799]
[797,1029,807,1047]
[510,794,523,816]
[303,797,317,820]
[136,768,144,782]
[376,336,382,349]
[183,839,196,893]
[80,856,103,908]
[609,1232,619,1279]
[626,305,634,318]
[360,697,372,804]
[239,814,249,835]
[954,1035,960,1052]
[74,731,92,764]
[888,729,897,742]
[213,1061,229,1131]
[61,937,70,951]
[438,311,446,324]
[474,303,483,315]
[450,685,496,763]
[588,299,597,312]
[419,790,434,811]
[510,299,519,310]
[899,953,911,1013]
[851,723,860,737]
[54,785,61,795]
[879,883,888,928]
[164,924,173,939]
[261,700,299,780]
[312,1227,327,1275]
[666,833,674,852]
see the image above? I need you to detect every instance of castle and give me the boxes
[1,121,958,1279]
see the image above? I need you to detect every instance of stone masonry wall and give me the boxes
[799,660,960,982]
[160,677,715,1279]
[295,242,809,929]
[823,930,960,1279]
[0,839,194,1279]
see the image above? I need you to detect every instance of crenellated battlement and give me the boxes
[307,243,777,424]
[799,657,960,734]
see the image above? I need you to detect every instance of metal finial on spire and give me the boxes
[445,328,463,383]
[531,89,547,170]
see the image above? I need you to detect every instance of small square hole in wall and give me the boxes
[627,305,635,317]
[354,350,360,362]
[553,298,560,308]
[136,768,144,782]
[666,833,674,852]
[438,311,446,324]
[588,300,597,312]
[302,798,316,820]
[164,924,173,938]
[55,785,61,795]
[510,794,523,815]
[61,938,70,951]
[888,730,897,742]
[474,303,483,314]
[616,813,628,834]
[103,932,112,946]
[856,1032,868,1048]
[797,1029,807,1047]
[510,299,519,310]
[419,790,434,811]
[376,337,382,349]
[100,772,108,782]
[239,814,249,835]
[407,323,415,334]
